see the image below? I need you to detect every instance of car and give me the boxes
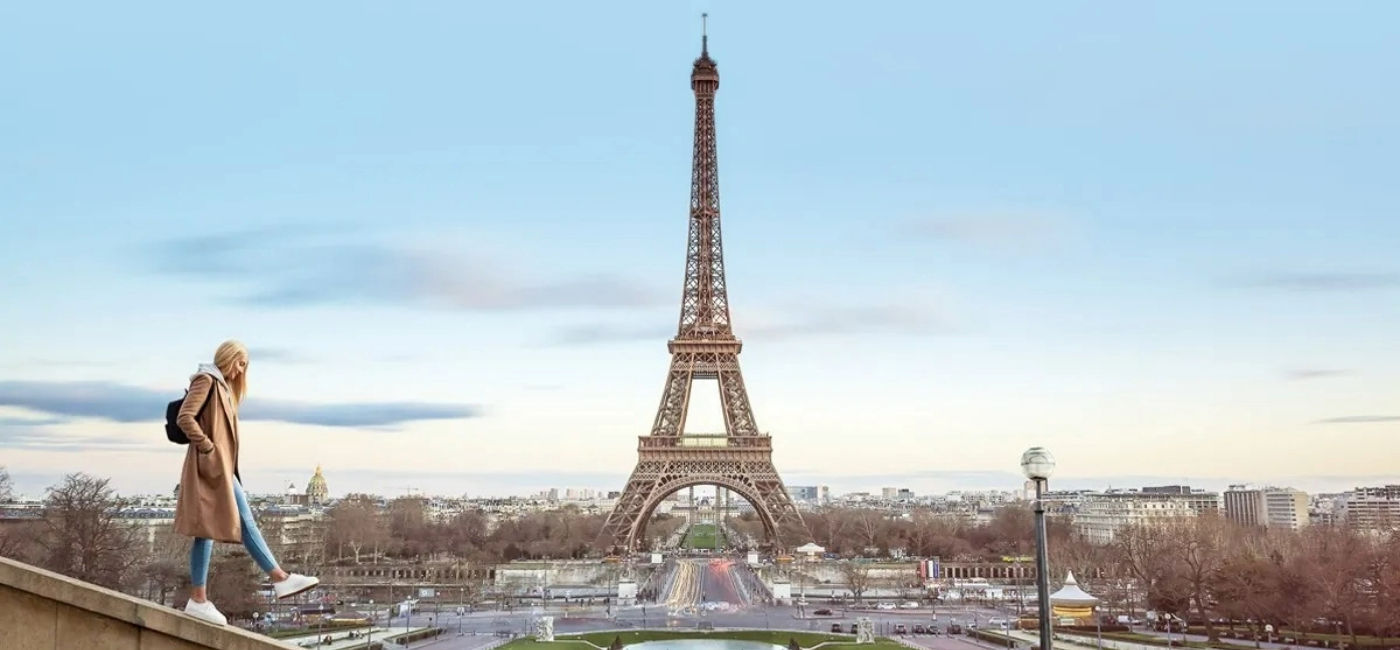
[876,602,896,610]
[948,624,963,635]
[815,609,833,616]
[831,623,844,633]
[894,624,908,635]
[929,626,943,636]
[913,625,927,634]
[849,624,859,634]
[901,601,920,609]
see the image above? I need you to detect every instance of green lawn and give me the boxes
[499,640,599,650]
[682,523,724,549]
[818,642,910,650]
[557,630,856,648]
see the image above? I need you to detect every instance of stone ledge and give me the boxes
[0,555,294,649]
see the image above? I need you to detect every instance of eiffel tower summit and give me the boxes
[598,19,808,553]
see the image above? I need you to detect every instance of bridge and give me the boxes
[0,556,293,649]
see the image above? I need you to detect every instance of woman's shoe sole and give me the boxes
[184,611,227,626]
[275,578,320,600]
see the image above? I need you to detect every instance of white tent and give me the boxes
[1049,571,1099,620]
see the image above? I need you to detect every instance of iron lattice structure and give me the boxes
[598,30,807,553]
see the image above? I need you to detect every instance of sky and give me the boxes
[1,2,1398,500]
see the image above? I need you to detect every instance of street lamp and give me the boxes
[1022,447,1056,650]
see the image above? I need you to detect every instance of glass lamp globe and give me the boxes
[1021,446,1056,481]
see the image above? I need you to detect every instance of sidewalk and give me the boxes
[279,625,430,649]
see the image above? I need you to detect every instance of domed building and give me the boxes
[306,465,329,506]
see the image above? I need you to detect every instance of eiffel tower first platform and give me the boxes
[597,23,808,553]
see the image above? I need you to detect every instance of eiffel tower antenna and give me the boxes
[598,23,807,554]
[701,13,708,56]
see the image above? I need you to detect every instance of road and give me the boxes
[325,602,1019,650]
[318,557,1019,649]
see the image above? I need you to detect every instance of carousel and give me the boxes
[1048,571,1100,623]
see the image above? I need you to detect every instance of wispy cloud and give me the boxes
[0,415,69,427]
[0,427,165,452]
[1228,272,1400,292]
[152,232,664,311]
[547,323,671,345]
[748,303,949,340]
[1314,415,1400,424]
[247,347,314,364]
[1283,368,1352,380]
[0,380,480,429]
[902,213,1069,252]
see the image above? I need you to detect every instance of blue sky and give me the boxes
[2,2,1397,498]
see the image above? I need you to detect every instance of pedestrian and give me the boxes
[175,340,319,625]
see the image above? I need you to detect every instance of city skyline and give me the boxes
[3,3,1399,499]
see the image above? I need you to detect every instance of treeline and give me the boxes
[0,470,265,618]
[732,505,1400,643]
[1091,517,1400,645]
[322,495,685,564]
[729,505,1072,560]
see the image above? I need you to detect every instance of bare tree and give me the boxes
[39,473,139,590]
[325,496,386,564]
[0,466,33,560]
[1172,516,1230,642]
[1361,534,1400,645]
[854,510,885,553]
[1301,526,1369,646]
[841,561,872,603]
[207,551,260,620]
[1113,523,1191,624]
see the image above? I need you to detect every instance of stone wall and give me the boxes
[0,556,293,650]
[493,560,618,587]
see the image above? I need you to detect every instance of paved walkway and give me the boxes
[279,625,433,649]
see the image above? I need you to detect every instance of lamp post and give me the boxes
[1022,447,1056,650]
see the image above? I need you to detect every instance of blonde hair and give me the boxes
[213,340,249,404]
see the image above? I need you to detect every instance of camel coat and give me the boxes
[172,373,242,543]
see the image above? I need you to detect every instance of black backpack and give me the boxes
[165,379,215,445]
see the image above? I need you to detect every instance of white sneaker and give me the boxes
[184,599,228,626]
[273,573,320,600]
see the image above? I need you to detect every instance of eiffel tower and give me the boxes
[598,20,807,553]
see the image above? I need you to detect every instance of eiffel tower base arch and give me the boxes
[598,440,805,553]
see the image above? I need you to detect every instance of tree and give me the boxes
[137,558,186,605]
[206,551,261,620]
[1114,523,1191,623]
[1302,526,1369,646]
[39,473,139,590]
[1216,550,1274,647]
[1361,534,1400,644]
[841,561,872,602]
[1172,516,1230,642]
[0,466,35,561]
[325,496,387,564]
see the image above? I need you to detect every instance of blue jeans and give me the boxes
[189,478,279,587]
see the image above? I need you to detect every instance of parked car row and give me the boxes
[829,623,946,636]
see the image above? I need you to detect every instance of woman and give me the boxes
[173,340,318,625]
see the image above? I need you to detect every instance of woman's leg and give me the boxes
[189,537,213,602]
[232,478,287,581]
